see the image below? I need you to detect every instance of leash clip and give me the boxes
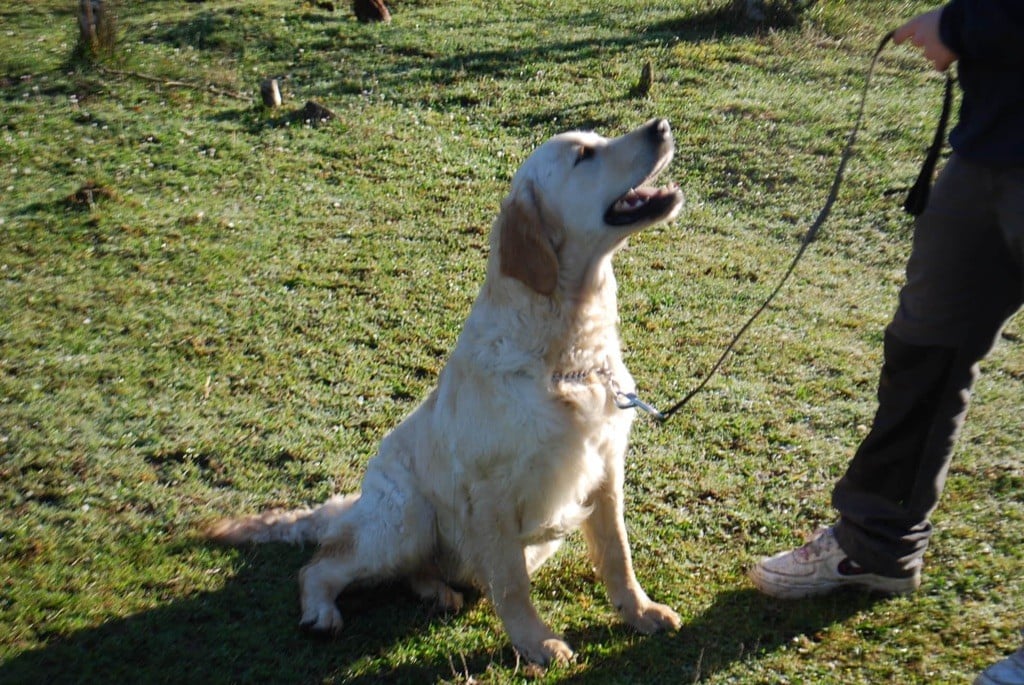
[614,391,666,422]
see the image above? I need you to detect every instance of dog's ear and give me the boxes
[497,180,559,296]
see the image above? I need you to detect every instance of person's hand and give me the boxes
[893,7,958,72]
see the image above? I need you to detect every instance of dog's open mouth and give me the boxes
[604,183,682,226]
[604,154,683,227]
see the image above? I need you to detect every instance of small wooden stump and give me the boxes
[628,61,653,99]
[260,78,282,108]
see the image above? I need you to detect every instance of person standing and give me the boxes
[747,2,1024,683]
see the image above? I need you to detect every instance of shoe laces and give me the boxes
[793,526,839,563]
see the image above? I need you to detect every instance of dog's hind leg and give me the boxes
[298,527,359,632]
[298,472,437,633]
[408,562,464,614]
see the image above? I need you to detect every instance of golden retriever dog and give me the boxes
[209,118,685,665]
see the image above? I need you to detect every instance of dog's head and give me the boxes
[495,118,684,296]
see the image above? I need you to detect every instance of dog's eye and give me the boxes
[574,146,595,166]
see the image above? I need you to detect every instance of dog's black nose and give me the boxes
[647,118,672,142]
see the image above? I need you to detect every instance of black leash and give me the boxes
[617,31,955,424]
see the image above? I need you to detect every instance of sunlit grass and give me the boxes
[2,1,1021,683]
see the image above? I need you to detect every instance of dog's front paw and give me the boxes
[620,600,681,634]
[515,637,575,666]
[299,603,344,634]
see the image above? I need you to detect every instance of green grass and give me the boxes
[2,0,1022,682]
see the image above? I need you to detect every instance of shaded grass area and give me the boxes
[2,0,1022,683]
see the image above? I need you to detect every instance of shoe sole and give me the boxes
[749,567,920,600]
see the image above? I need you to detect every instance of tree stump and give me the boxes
[77,0,116,57]
[352,0,391,23]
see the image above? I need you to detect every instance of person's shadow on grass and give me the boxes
[561,587,885,683]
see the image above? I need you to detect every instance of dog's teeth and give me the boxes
[618,190,647,211]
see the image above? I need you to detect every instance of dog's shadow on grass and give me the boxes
[0,543,490,685]
[2,541,882,684]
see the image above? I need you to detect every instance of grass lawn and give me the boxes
[1,0,1021,682]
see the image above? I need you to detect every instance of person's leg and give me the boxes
[751,156,1024,598]
[973,166,1024,685]
[832,155,1024,577]
[831,334,980,576]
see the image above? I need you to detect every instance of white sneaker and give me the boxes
[975,643,1024,685]
[749,527,921,599]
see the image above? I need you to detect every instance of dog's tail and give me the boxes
[206,494,359,546]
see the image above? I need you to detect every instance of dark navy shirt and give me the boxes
[939,0,1024,166]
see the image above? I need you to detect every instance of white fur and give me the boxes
[209,118,686,665]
